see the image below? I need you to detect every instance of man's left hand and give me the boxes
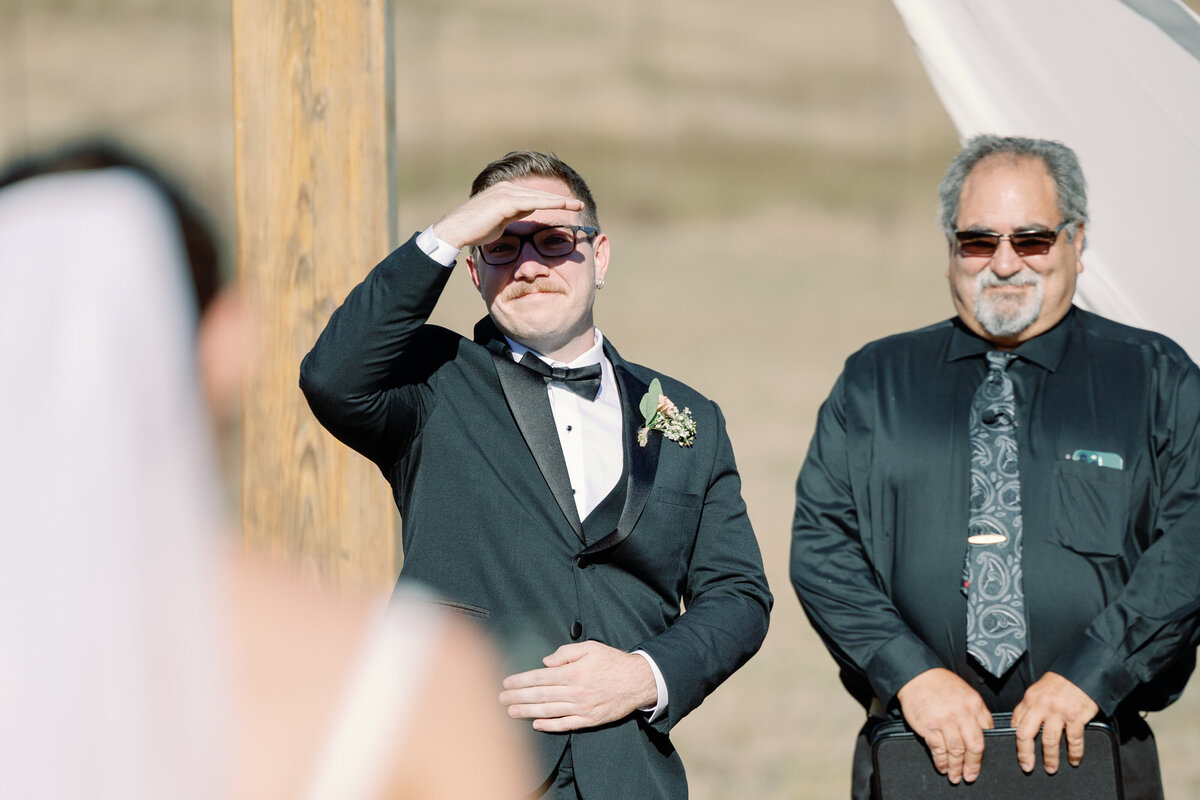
[500,641,658,732]
[1011,672,1100,774]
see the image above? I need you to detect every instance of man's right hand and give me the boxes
[431,180,584,250]
[895,668,994,785]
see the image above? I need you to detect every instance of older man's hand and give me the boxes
[1011,672,1099,774]
[499,641,658,732]
[896,668,994,784]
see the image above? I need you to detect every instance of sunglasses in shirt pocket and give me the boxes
[1068,449,1124,470]
[1049,458,1132,557]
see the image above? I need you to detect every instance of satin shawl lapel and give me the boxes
[580,344,661,557]
[475,320,585,543]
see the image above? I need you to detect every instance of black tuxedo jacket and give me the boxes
[300,236,771,798]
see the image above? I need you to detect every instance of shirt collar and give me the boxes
[506,327,605,368]
[946,306,1075,372]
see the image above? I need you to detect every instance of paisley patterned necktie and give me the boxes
[964,351,1027,677]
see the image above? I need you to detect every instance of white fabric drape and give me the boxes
[892,0,1200,357]
[0,169,228,799]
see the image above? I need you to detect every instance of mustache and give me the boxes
[503,280,566,300]
[977,269,1041,288]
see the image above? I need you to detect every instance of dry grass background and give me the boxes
[3,0,1199,796]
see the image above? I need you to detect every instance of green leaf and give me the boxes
[640,378,663,425]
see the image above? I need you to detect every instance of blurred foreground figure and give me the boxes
[0,148,531,799]
[791,135,1200,800]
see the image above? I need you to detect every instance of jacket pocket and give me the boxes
[434,599,492,619]
[654,487,702,509]
[1049,460,1131,557]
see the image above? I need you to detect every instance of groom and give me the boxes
[300,151,771,798]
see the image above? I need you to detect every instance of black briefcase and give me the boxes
[870,712,1122,799]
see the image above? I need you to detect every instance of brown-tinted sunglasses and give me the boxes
[954,220,1073,258]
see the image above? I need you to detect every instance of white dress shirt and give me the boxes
[505,332,622,520]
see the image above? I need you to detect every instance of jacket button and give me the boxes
[570,621,583,640]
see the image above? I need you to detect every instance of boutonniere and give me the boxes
[637,378,696,447]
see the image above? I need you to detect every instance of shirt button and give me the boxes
[570,621,583,640]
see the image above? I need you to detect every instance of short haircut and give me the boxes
[938,135,1088,245]
[470,151,600,229]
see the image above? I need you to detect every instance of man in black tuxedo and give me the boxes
[301,151,771,798]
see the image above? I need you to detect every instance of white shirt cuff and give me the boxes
[633,649,668,723]
[415,225,461,267]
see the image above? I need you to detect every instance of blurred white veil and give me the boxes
[0,168,228,798]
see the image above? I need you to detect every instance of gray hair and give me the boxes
[938,135,1088,246]
[470,150,600,229]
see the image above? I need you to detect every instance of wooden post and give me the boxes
[232,0,397,588]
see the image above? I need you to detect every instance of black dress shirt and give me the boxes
[791,307,1200,718]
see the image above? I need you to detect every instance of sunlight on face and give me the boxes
[465,176,609,360]
[948,156,1083,347]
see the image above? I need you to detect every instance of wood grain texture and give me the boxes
[233,0,397,588]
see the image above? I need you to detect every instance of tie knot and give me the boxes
[986,351,1017,371]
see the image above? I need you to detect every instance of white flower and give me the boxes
[637,378,696,448]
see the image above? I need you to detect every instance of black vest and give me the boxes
[581,468,629,546]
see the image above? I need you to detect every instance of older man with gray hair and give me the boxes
[791,134,1200,800]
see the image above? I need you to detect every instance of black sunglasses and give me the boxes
[954,220,1072,258]
[477,225,600,266]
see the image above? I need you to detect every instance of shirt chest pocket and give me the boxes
[1049,460,1132,557]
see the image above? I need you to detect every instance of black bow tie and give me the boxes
[518,352,603,401]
